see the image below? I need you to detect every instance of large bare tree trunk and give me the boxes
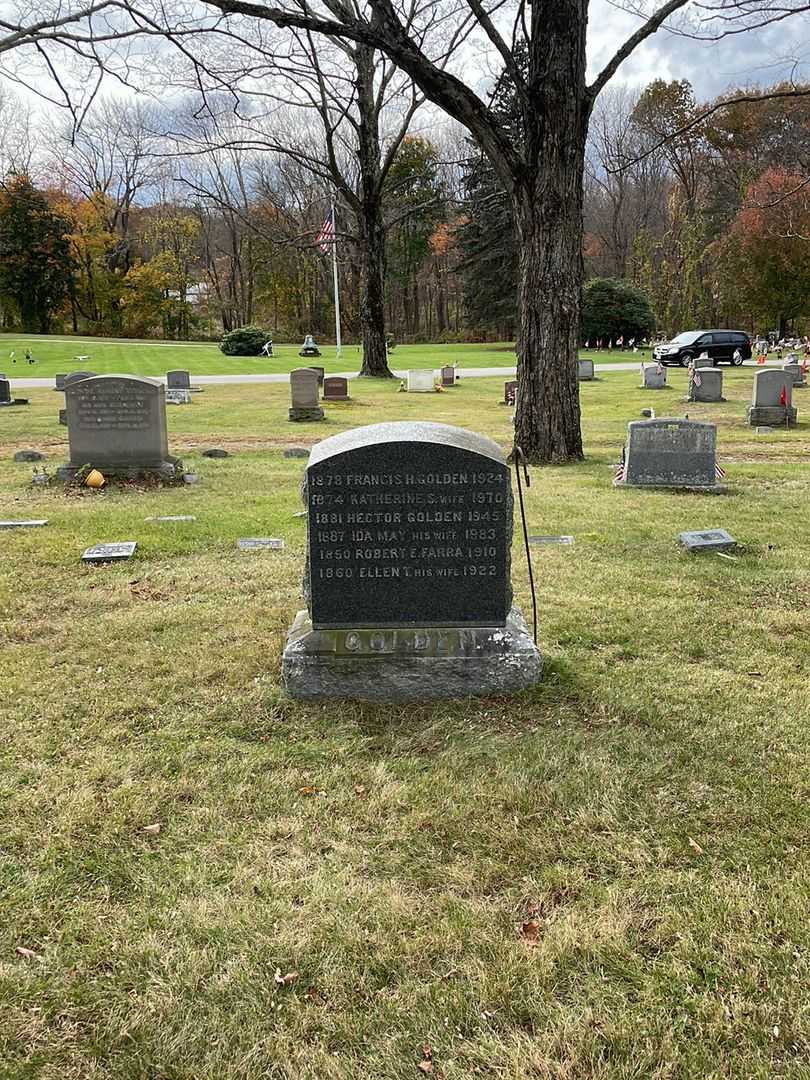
[512,0,587,463]
[357,203,393,376]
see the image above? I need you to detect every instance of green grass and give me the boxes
[2,370,810,1078]
[0,332,642,378]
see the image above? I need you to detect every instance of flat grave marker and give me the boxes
[528,535,574,546]
[82,542,137,563]
[678,529,736,553]
[237,538,285,550]
[0,519,48,529]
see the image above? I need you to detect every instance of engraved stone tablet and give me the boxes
[145,515,196,522]
[529,535,574,545]
[237,537,285,550]
[59,375,179,479]
[407,370,434,393]
[441,365,456,387]
[641,364,666,389]
[688,367,724,403]
[305,421,512,629]
[503,380,517,406]
[578,359,594,381]
[82,541,137,563]
[166,388,191,404]
[0,519,48,529]
[323,376,349,401]
[678,528,735,553]
[166,369,191,389]
[616,418,724,491]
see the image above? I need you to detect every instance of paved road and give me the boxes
[4,360,785,390]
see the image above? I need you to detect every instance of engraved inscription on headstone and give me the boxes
[59,375,178,478]
[306,422,512,628]
[166,388,192,405]
[616,419,724,491]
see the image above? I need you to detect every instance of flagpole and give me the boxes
[331,197,342,361]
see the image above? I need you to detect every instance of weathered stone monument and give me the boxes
[687,367,724,403]
[614,418,726,492]
[54,373,67,391]
[0,378,28,407]
[166,369,191,389]
[323,376,349,402]
[57,375,180,480]
[288,367,324,422]
[503,380,517,406]
[641,364,667,390]
[166,388,192,405]
[299,334,321,358]
[578,359,594,381]
[282,421,542,700]
[63,371,97,389]
[308,365,325,386]
[747,370,797,426]
[407,369,435,393]
[441,365,456,387]
[782,361,806,389]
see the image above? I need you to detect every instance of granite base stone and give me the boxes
[282,606,542,701]
[288,406,324,422]
[56,457,181,482]
[747,405,797,426]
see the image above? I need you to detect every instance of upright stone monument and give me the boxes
[308,366,325,386]
[782,361,806,389]
[440,365,456,387]
[289,367,324,422]
[166,369,191,390]
[641,364,667,389]
[503,380,517,406]
[407,370,435,393]
[54,373,67,391]
[282,421,542,700]
[299,334,321,358]
[57,375,180,480]
[578,359,595,381]
[0,378,28,407]
[323,376,349,402]
[747,370,797,426]
[687,367,724,403]
[614,418,725,492]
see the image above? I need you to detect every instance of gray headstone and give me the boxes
[284,447,310,459]
[237,538,285,550]
[695,355,715,368]
[282,421,541,701]
[289,368,324,422]
[528,535,574,546]
[678,529,735,553]
[60,375,179,478]
[578,359,594,381]
[54,373,67,391]
[0,379,10,404]
[0,519,48,529]
[82,541,137,563]
[323,376,349,401]
[308,366,325,386]
[782,362,805,388]
[688,368,724,403]
[63,371,96,388]
[407,370,434,393]
[617,419,724,490]
[202,448,230,458]
[441,365,456,387]
[14,450,44,462]
[166,369,191,389]
[748,369,797,426]
[305,422,512,628]
[503,380,517,406]
[641,364,667,389]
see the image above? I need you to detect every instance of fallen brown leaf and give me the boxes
[687,836,704,854]
[143,823,161,835]
[298,786,317,796]
[417,1043,434,1074]
[274,968,300,986]
[16,946,41,960]
[520,919,542,942]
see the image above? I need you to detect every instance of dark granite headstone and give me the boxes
[54,373,67,391]
[0,379,10,405]
[678,529,735,553]
[323,376,349,401]
[282,421,542,700]
[202,448,230,458]
[441,365,456,387]
[503,380,517,406]
[166,369,191,389]
[58,375,179,480]
[615,419,725,491]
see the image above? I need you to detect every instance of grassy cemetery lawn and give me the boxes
[0,332,642,377]
[3,368,810,1077]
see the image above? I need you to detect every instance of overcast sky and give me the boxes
[588,0,810,99]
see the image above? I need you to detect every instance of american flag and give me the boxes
[614,447,626,483]
[692,368,702,387]
[315,209,335,253]
[715,462,726,479]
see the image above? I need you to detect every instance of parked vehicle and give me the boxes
[652,330,752,366]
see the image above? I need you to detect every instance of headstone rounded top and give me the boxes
[66,373,162,393]
[308,421,506,468]
[627,417,713,431]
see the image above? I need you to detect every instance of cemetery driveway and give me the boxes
[7,360,785,388]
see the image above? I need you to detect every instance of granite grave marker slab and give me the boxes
[0,519,48,529]
[641,364,667,389]
[58,375,180,480]
[82,541,137,563]
[323,376,349,401]
[165,388,192,405]
[615,419,725,492]
[407,369,435,393]
[578,359,594,381]
[503,380,517,406]
[782,362,806,389]
[289,367,324,422]
[237,537,285,550]
[747,369,797,426]
[441,365,456,387]
[282,421,542,701]
[678,528,735,553]
[166,369,191,390]
[688,367,724,403]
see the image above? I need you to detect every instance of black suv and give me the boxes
[652,330,752,366]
